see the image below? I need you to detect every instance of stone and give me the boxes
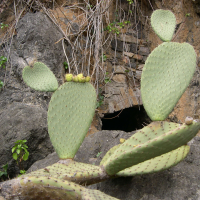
[135,70,142,80]
[119,34,141,43]
[0,11,65,177]
[124,52,134,57]
[111,39,130,52]
[130,43,138,53]
[0,103,53,178]
[15,12,65,81]
[137,64,144,70]
[49,7,88,34]
[133,54,143,61]
[113,74,126,83]
[139,46,150,56]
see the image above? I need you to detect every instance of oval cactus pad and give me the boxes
[48,82,96,159]
[141,42,196,121]
[151,9,176,41]
[22,62,58,92]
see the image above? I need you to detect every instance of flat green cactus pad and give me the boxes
[28,160,108,185]
[22,62,58,92]
[151,9,176,41]
[48,82,96,159]
[17,175,118,200]
[141,42,196,121]
[117,145,190,176]
[100,144,121,166]
[103,120,200,175]
[19,176,82,199]
[82,189,119,200]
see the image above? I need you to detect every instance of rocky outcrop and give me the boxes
[0,11,65,176]
[0,102,53,177]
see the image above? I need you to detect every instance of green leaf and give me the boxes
[0,171,5,177]
[12,153,18,160]
[22,147,28,153]
[2,163,8,171]
[16,149,20,154]
[20,170,26,174]
[23,152,29,161]
[12,146,17,153]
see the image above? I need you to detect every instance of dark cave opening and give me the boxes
[101,106,151,132]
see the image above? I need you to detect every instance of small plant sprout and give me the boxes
[185,13,191,17]
[96,152,102,157]
[0,164,8,181]
[101,54,107,62]
[0,23,8,29]
[96,88,104,108]
[104,72,111,84]
[0,80,3,89]
[63,61,69,70]
[127,0,134,4]
[12,140,29,170]
[0,56,7,69]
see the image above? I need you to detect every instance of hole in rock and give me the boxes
[101,106,151,132]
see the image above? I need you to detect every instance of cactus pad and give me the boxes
[22,62,58,92]
[117,145,190,176]
[48,82,96,159]
[141,42,196,121]
[29,160,108,185]
[103,120,200,175]
[19,176,82,200]
[82,189,119,200]
[151,9,176,41]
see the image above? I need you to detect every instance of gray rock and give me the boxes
[14,12,65,81]
[139,46,150,56]
[130,43,138,54]
[111,39,128,52]
[0,102,54,177]
[0,11,66,177]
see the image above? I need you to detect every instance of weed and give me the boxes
[101,54,107,62]
[0,23,8,29]
[63,61,69,70]
[12,140,29,170]
[185,13,191,17]
[104,21,131,35]
[0,56,7,69]
[96,152,102,157]
[127,0,134,4]
[104,72,111,84]
[0,164,8,181]
[18,170,26,177]
[96,88,104,108]
[0,80,3,89]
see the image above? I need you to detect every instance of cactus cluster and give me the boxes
[1,9,200,200]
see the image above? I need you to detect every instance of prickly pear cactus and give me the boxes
[116,145,190,176]
[151,9,176,41]
[141,42,196,121]
[22,62,58,92]
[48,82,96,159]
[102,120,200,175]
